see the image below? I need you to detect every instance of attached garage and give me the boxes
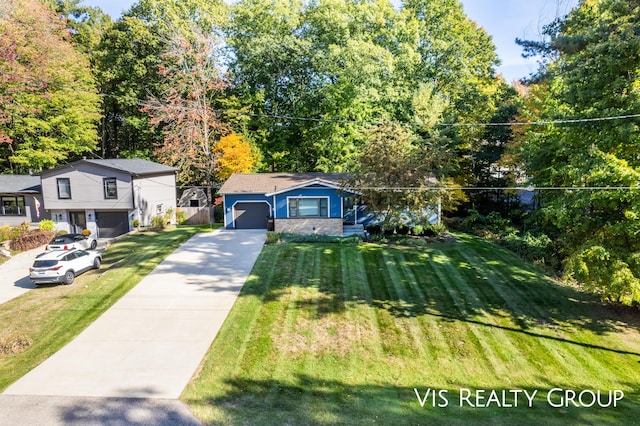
[234,202,270,229]
[95,211,129,238]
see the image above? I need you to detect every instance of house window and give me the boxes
[1,196,25,216]
[288,198,329,218]
[57,178,71,199]
[103,177,118,199]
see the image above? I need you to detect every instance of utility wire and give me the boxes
[346,186,640,191]
[7,73,640,128]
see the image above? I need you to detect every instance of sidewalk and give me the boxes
[0,229,266,423]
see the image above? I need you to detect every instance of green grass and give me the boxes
[0,225,217,391]
[182,234,640,425]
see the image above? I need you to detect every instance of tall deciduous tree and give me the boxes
[0,0,101,173]
[143,28,230,194]
[95,0,228,159]
[516,0,640,304]
[228,0,501,173]
[350,125,461,228]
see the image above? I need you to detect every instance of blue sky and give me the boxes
[82,0,579,83]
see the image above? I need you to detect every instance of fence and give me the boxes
[179,207,214,225]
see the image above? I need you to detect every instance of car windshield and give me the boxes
[51,236,73,244]
[33,260,58,268]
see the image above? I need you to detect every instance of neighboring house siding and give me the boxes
[39,160,177,236]
[135,174,178,226]
[41,163,134,210]
[0,193,46,226]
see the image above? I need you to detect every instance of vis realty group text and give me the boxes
[414,388,625,409]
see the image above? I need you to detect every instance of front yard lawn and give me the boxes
[183,234,640,425]
[0,225,212,391]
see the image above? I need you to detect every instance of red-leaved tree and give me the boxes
[143,27,230,196]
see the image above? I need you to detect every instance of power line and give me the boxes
[7,73,640,128]
[346,186,640,191]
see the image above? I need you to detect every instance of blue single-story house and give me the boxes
[218,173,362,235]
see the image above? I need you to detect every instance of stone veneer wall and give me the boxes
[274,218,343,236]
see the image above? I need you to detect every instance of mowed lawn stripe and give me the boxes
[183,238,640,425]
[458,243,634,385]
[425,250,501,380]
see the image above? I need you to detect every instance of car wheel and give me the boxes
[93,257,101,269]
[64,270,75,285]
[90,240,97,250]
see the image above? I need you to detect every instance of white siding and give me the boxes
[134,174,177,226]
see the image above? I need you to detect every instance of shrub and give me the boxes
[9,230,54,251]
[0,225,13,242]
[151,215,165,229]
[38,220,55,232]
[131,219,140,228]
[176,209,187,225]
[500,232,558,269]
[16,222,31,238]
[164,208,174,224]
[265,232,282,245]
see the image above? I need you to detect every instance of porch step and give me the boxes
[342,224,364,237]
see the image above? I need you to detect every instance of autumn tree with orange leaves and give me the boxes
[215,132,257,181]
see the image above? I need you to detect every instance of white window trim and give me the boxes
[286,196,330,218]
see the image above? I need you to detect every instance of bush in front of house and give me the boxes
[8,230,54,251]
[1,222,33,243]
[38,220,55,232]
[151,215,166,229]
[265,232,281,245]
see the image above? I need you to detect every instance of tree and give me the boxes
[95,0,228,159]
[350,125,459,229]
[142,27,230,195]
[228,0,502,173]
[516,0,640,305]
[0,0,101,173]
[215,132,258,181]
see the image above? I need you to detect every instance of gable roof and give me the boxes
[0,175,41,194]
[40,159,177,177]
[219,173,352,195]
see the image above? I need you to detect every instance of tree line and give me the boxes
[1,0,639,305]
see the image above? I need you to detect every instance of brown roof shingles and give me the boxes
[218,173,350,194]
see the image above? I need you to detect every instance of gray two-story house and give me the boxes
[40,159,178,238]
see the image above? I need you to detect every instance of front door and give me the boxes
[69,211,86,234]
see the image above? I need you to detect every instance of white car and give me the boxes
[30,249,101,285]
[45,234,97,251]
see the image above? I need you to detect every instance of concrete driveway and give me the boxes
[0,229,266,424]
[0,245,45,305]
[0,240,111,306]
